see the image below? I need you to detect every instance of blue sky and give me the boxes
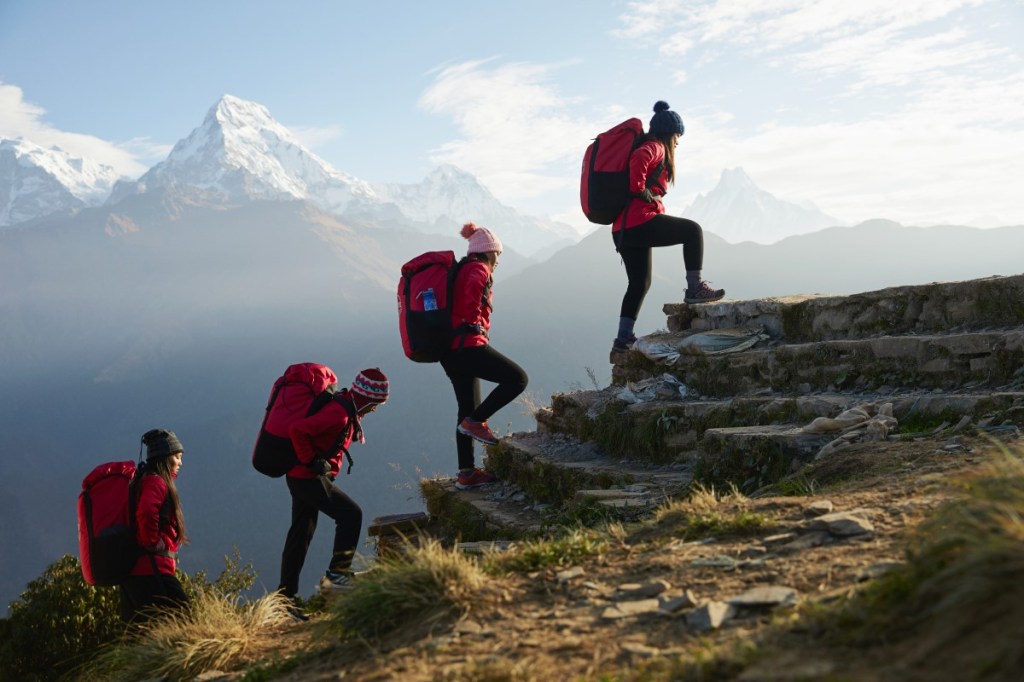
[1,0,1022,231]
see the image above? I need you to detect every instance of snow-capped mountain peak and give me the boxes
[685,167,843,244]
[371,163,580,256]
[0,138,121,227]
[110,94,378,210]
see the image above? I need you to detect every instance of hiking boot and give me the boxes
[285,597,309,622]
[611,334,637,353]
[458,418,499,445]
[455,467,497,490]
[684,281,725,304]
[319,570,355,593]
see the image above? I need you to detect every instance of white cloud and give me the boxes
[676,74,1024,227]
[418,59,598,204]
[618,0,997,89]
[0,83,154,178]
[610,0,1024,227]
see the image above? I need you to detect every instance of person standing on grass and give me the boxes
[120,428,189,624]
[611,101,726,354]
[441,222,528,490]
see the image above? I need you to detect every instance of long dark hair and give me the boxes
[138,457,187,542]
[646,131,677,185]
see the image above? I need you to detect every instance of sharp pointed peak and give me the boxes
[202,94,278,130]
[719,167,756,186]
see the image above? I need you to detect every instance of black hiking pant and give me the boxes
[440,344,528,470]
[278,474,362,598]
[616,214,704,320]
[120,573,189,624]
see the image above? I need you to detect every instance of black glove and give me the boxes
[307,459,332,476]
[633,188,656,203]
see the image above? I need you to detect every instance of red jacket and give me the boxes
[130,473,181,576]
[614,139,669,232]
[287,398,356,479]
[449,259,492,349]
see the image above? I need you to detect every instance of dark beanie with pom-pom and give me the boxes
[649,100,685,136]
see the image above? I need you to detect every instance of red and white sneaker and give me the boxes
[457,418,500,445]
[455,467,497,490]
[684,281,725,304]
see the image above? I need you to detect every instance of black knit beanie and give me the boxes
[142,428,183,460]
[649,100,685,136]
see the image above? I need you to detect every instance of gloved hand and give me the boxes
[307,459,332,476]
[638,188,656,204]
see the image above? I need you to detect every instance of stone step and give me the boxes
[419,477,546,543]
[702,424,832,456]
[418,429,692,542]
[486,431,692,508]
[697,424,836,492]
[613,329,1024,396]
[662,273,1024,342]
[538,390,852,454]
[538,386,1024,464]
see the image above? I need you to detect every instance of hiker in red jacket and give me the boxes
[612,101,726,354]
[120,428,189,624]
[278,368,389,604]
[441,223,528,490]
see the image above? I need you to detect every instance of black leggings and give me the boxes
[440,344,528,470]
[616,214,704,319]
[278,475,362,598]
[120,573,189,624]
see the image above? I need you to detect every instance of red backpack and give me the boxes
[251,363,357,477]
[77,460,139,586]
[397,251,462,363]
[580,118,664,225]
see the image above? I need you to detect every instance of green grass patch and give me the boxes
[331,538,487,641]
[485,527,615,574]
[632,485,774,544]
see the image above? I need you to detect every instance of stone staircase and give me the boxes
[419,274,1024,544]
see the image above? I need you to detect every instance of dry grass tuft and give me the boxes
[902,443,1024,616]
[810,443,1024,676]
[332,538,487,641]
[81,589,292,681]
[636,483,771,544]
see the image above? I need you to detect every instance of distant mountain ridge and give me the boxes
[2,95,577,256]
[0,138,121,226]
[685,167,843,244]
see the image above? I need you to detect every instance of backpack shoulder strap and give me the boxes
[330,392,360,475]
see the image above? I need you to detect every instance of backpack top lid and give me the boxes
[263,363,339,437]
[82,460,137,489]
[401,250,455,276]
[281,362,338,393]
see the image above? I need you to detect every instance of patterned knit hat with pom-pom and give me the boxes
[461,222,503,255]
